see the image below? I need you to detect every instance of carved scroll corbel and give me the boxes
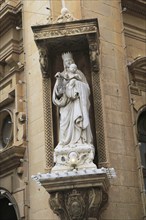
[39,47,49,78]
[49,187,108,220]
[89,42,100,73]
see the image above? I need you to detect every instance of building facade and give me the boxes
[0,0,146,219]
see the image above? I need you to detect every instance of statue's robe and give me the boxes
[53,70,93,147]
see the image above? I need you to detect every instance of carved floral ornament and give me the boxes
[34,25,97,40]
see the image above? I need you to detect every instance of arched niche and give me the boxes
[32,18,107,170]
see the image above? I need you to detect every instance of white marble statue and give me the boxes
[52,52,96,171]
[53,52,93,147]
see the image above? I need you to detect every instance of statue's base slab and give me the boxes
[52,143,97,172]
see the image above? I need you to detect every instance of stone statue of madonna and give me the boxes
[52,52,96,171]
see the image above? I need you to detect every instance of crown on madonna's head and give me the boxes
[62,52,73,61]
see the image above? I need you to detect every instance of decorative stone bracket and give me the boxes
[32,169,115,220]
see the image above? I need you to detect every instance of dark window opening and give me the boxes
[0,197,18,220]
[0,111,13,150]
[138,109,146,189]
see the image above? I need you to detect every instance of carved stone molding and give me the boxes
[39,172,110,220]
[122,0,146,17]
[0,2,22,36]
[0,144,26,175]
[123,24,146,43]
[32,19,98,41]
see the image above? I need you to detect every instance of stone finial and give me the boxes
[56,7,77,23]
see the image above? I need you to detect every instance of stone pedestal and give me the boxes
[52,143,97,172]
[36,170,110,220]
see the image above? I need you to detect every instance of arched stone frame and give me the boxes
[0,187,21,220]
[0,109,13,150]
[136,106,146,190]
[136,105,146,139]
[0,107,26,174]
[128,56,146,212]
[32,18,107,170]
[128,56,146,95]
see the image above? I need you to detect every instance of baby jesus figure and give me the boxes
[55,63,81,98]
[66,63,81,86]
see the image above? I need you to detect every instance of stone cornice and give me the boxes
[122,0,146,17]
[0,144,26,175]
[40,172,110,193]
[0,39,23,61]
[124,23,146,42]
[0,2,22,36]
[31,18,99,41]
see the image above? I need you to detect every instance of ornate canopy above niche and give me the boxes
[32,19,98,41]
[32,18,100,77]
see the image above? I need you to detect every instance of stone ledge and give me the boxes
[39,171,110,193]
[0,144,26,175]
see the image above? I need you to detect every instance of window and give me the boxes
[137,108,146,188]
[0,110,13,150]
